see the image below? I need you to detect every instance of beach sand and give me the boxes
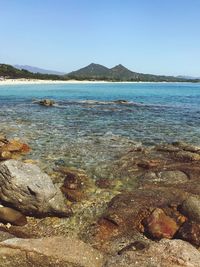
[0,79,164,86]
[0,79,111,86]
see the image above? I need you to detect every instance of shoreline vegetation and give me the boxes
[1,63,200,83]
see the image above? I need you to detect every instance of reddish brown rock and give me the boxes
[94,218,119,245]
[2,140,25,152]
[19,143,31,153]
[92,187,186,246]
[143,208,179,239]
[0,138,30,160]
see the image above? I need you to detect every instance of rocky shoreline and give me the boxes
[0,135,199,266]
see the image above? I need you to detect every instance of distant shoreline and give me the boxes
[0,78,198,86]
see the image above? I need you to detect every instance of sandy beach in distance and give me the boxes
[0,78,111,85]
[0,79,184,86]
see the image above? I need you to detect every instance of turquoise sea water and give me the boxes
[0,82,200,176]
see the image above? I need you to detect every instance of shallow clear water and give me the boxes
[0,82,200,176]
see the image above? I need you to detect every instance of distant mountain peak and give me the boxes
[66,63,191,82]
[68,63,109,78]
[111,64,130,71]
[114,64,125,68]
[88,63,99,66]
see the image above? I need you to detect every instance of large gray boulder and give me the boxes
[0,160,71,217]
[0,236,105,267]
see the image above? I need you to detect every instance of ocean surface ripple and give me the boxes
[0,82,200,174]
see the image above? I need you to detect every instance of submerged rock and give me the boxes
[0,160,72,217]
[113,100,129,104]
[156,142,200,154]
[0,236,105,267]
[137,159,161,169]
[156,143,180,152]
[95,178,113,189]
[172,141,200,153]
[38,99,55,107]
[59,166,94,202]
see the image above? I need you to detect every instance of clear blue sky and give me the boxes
[0,0,199,76]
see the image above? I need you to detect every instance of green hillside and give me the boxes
[66,63,198,82]
[0,64,62,80]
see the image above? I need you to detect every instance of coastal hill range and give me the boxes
[67,63,196,82]
[0,63,199,82]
